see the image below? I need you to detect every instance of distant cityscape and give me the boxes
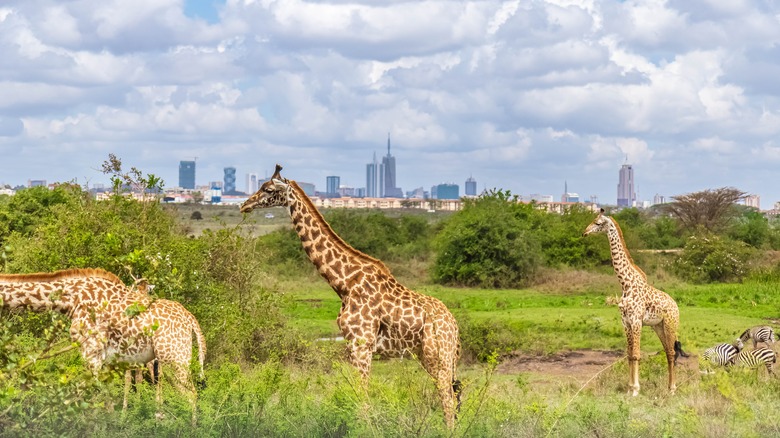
[0,136,768,214]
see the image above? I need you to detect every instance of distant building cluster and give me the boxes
[1,137,772,216]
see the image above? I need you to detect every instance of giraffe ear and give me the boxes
[271,177,288,190]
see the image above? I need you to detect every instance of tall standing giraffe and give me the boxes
[583,209,687,396]
[240,165,462,428]
[0,268,206,423]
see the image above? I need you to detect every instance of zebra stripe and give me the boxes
[733,348,776,374]
[702,340,744,366]
[739,326,776,349]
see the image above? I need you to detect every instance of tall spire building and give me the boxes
[380,133,403,198]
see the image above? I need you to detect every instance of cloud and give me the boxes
[1,0,780,205]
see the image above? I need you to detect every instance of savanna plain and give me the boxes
[1,173,779,438]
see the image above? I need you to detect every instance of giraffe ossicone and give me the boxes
[241,164,462,429]
[583,208,687,396]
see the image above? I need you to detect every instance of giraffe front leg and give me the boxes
[624,322,642,396]
[123,370,132,411]
[347,336,375,382]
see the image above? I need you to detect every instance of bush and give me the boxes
[673,232,755,283]
[537,205,611,268]
[432,190,542,288]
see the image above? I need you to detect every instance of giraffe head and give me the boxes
[582,208,610,237]
[240,164,291,213]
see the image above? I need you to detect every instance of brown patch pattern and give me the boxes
[240,165,461,429]
[0,269,205,423]
[583,211,683,396]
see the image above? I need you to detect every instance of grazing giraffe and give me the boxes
[240,165,462,429]
[0,269,206,423]
[583,209,687,396]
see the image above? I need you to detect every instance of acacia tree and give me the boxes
[665,187,747,232]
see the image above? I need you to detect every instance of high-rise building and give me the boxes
[744,195,760,209]
[380,133,403,198]
[366,152,379,198]
[326,176,340,196]
[465,176,477,196]
[653,194,666,205]
[224,167,236,193]
[561,181,579,203]
[246,173,258,194]
[617,163,635,207]
[432,183,459,200]
[179,161,195,189]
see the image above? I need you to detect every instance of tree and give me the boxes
[664,187,747,232]
[191,211,203,220]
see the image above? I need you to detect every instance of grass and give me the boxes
[278,276,778,355]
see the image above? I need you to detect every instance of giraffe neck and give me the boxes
[0,269,127,315]
[287,181,389,299]
[0,279,77,314]
[604,219,647,290]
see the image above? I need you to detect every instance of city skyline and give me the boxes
[1,2,780,205]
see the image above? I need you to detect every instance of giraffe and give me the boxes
[240,165,462,429]
[583,209,687,396]
[0,268,206,423]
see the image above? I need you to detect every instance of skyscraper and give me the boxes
[381,133,403,198]
[246,173,258,194]
[223,167,236,193]
[465,176,477,196]
[366,152,379,197]
[617,163,636,207]
[179,160,195,189]
[326,176,340,196]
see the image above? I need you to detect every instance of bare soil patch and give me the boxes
[497,349,700,384]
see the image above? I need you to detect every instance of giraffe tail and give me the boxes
[191,314,207,389]
[452,379,463,414]
[674,340,689,361]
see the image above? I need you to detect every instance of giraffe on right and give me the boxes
[583,209,687,396]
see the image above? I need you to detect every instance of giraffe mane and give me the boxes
[608,216,648,280]
[290,181,392,275]
[0,268,124,284]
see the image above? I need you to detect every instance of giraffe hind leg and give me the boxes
[652,323,678,394]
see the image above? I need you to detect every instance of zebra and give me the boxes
[702,338,745,368]
[739,326,776,349]
[732,347,776,375]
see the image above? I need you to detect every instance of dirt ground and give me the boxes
[497,349,700,385]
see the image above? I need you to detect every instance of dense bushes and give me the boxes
[673,232,755,283]
[432,190,543,288]
[0,175,297,427]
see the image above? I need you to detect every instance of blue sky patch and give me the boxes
[183,0,225,24]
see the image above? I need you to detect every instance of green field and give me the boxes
[4,199,780,437]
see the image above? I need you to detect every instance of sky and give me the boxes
[1,0,780,207]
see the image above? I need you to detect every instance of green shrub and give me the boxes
[433,190,543,288]
[673,232,755,283]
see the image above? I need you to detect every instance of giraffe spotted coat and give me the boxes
[0,269,205,422]
[241,164,461,429]
[584,210,686,396]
